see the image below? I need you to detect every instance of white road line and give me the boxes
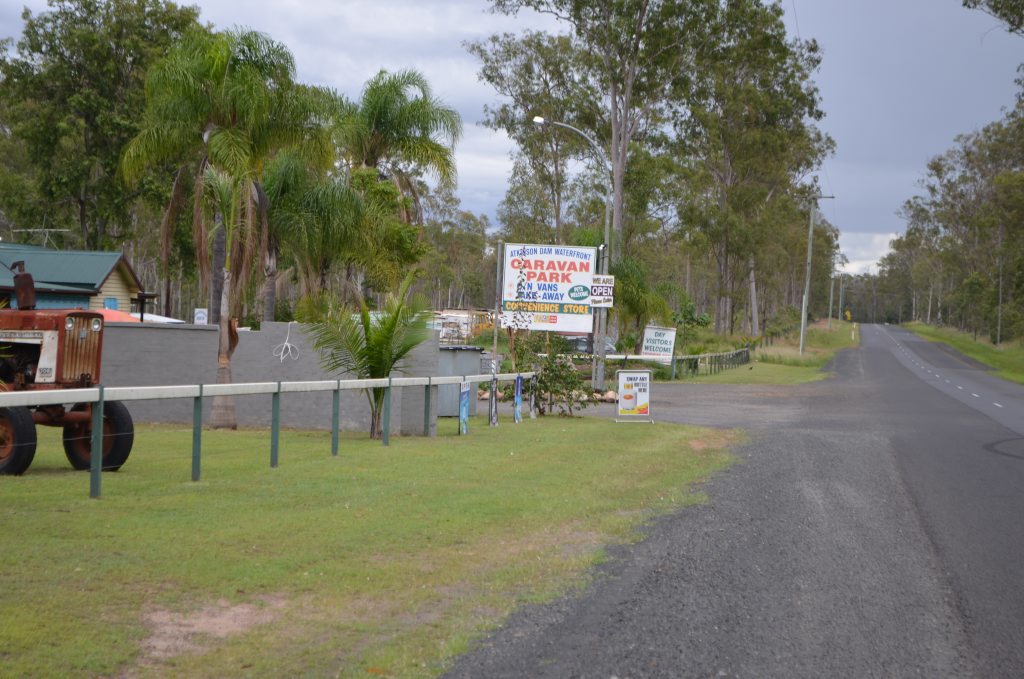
[972,393,980,398]
[945,380,951,384]
[994,403,1004,408]
[958,386,964,390]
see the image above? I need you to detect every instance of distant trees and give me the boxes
[473,0,838,340]
[0,0,200,249]
[875,97,1024,341]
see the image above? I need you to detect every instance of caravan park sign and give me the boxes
[500,244,597,332]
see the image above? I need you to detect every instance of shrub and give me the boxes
[507,332,590,416]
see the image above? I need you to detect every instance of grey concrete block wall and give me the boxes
[100,321,440,434]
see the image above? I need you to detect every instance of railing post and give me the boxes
[671,357,677,380]
[331,381,340,457]
[89,385,104,499]
[271,382,280,468]
[423,377,432,436]
[192,384,203,481]
[530,374,537,419]
[489,375,498,426]
[382,377,392,446]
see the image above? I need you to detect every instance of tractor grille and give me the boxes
[60,316,102,385]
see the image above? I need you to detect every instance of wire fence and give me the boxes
[670,348,751,379]
[0,371,535,499]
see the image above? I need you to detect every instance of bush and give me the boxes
[506,332,590,416]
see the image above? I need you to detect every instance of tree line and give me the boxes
[856,1,1024,341]
[0,0,842,342]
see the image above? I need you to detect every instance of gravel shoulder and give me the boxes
[446,331,982,677]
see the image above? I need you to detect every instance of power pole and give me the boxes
[799,194,834,355]
[827,253,835,331]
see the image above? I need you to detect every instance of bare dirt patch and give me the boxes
[138,595,288,661]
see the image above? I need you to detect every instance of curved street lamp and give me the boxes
[532,116,612,391]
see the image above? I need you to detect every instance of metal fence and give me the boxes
[0,371,534,498]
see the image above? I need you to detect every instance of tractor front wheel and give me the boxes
[63,401,134,471]
[0,406,38,475]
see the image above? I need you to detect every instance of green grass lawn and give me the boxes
[904,321,1024,384]
[1,416,735,678]
[680,320,860,385]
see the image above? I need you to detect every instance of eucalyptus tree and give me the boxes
[420,185,489,309]
[963,0,1024,34]
[490,0,716,266]
[0,0,200,248]
[677,0,831,335]
[468,30,597,244]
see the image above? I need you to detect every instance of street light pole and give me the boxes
[533,116,612,391]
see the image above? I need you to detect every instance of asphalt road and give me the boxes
[445,324,1024,678]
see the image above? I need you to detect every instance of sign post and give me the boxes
[616,370,653,423]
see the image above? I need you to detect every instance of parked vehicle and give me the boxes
[0,262,133,475]
[563,334,617,354]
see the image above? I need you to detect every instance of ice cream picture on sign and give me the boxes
[617,370,650,417]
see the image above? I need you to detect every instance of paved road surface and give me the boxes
[446,324,1024,677]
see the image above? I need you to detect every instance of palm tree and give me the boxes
[339,69,462,222]
[122,28,331,427]
[302,271,430,439]
[262,151,365,297]
[122,28,331,311]
[611,256,672,353]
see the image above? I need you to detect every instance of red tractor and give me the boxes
[0,262,134,475]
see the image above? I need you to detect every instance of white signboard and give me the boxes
[591,274,615,308]
[500,243,597,333]
[193,308,208,325]
[641,325,676,364]
[616,370,651,420]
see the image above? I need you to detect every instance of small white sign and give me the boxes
[591,274,615,308]
[641,325,676,364]
[194,308,208,325]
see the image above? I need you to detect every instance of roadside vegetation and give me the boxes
[682,319,860,385]
[904,321,1024,384]
[841,6,1024,335]
[1,418,735,677]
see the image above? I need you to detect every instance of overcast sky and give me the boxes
[2,0,1021,273]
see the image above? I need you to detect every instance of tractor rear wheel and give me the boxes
[63,401,134,471]
[0,406,37,475]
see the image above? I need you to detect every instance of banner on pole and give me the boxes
[459,381,470,435]
[513,375,523,424]
[499,243,597,332]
